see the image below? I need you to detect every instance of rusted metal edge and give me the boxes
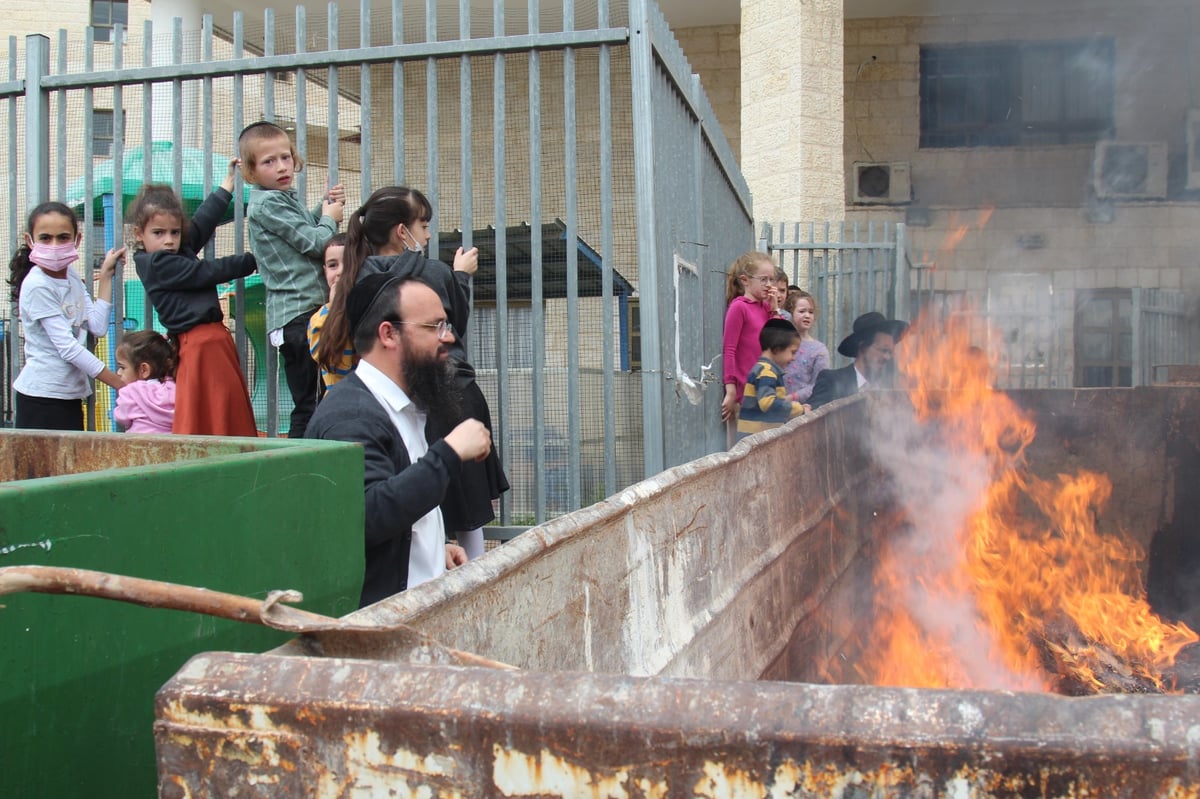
[156,652,1200,798]
[332,398,874,632]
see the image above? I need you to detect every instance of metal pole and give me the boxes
[143,21,155,327]
[24,35,50,210]
[360,0,372,201]
[529,0,546,520]
[627,0,664,477]
[597,0,616,497]
[564,0,580,510]
[493,0,510,523]
[424,0,438,256]
[1131,286,1143,387]
[6,37,20,423]
[894,222,910,322]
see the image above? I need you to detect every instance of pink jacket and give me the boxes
[115,379,176,434]
[722,296,773,401]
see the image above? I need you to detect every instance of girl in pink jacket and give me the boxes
[114,330,176,434]
[721,252,779,429]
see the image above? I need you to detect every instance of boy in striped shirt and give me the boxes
[737,319,806,441]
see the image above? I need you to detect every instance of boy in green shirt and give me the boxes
[240,121,344,436]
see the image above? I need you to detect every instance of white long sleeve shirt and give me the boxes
[14,266,111,400]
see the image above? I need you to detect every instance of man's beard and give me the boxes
[401,342,463,425]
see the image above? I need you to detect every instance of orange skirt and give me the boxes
[172,322,258,437]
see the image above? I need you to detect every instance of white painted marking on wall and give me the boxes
[0,534,110,559]
[673,253,710,405]
[0,539,54,557]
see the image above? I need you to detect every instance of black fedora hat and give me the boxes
[837,311,909,358]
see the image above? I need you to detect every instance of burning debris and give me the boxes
[846,316,1199,696]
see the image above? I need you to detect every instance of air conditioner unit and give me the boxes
[852,162,911,204]
[1092,141,1168,200]
[1186,110,1200,191]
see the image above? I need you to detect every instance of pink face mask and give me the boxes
[27,241,79,272]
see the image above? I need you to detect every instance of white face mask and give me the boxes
[28,240,80,271]
[403,227,425,255]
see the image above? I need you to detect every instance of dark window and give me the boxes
[920,40,1114,148]
[1074,289,1132,387]
[92,109,115,156]
[91,0,129,43]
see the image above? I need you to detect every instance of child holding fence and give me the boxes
[8,202,123,430]
[129,159,258,437]
[241,120,344,437]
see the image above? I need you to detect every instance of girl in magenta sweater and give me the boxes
[721,251,778,428]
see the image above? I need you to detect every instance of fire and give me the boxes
[854,316,1198,693]
[935,208,992,258]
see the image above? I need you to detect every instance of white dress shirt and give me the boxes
[354,359,445,589]
[855,365,869,390]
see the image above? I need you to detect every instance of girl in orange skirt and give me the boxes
[129,159,259,436]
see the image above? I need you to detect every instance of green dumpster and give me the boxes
[0,430,364,798]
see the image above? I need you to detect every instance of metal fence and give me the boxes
[1,0,753,523]
[1135,288,1200,387]
[762,221,1199,389]
[758,220,915,358]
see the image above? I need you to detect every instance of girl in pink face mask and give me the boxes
[7,202,124,430]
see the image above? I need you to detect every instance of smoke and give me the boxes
[862,395,1046,692]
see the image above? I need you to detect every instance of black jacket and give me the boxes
[808,364,861,410]
[133,188,256,334]
[358,252,474,378]
[306,371,463,607]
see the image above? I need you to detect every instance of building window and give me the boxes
[1074,289,1132,387]
[91,0,129,43]
[920,39,1114,148]
[92,110,116,156]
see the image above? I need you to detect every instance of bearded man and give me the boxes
[809,311,909,410]
[307,273,492,607]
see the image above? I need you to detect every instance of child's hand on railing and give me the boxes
[100,246,125,280]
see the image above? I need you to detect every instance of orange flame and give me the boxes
[935,208,992,257]
[853,316,1197,693]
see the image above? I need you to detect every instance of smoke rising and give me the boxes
[864,393,1047,691]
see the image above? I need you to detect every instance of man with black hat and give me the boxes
[809,311,909,410]
[307,272,492,608]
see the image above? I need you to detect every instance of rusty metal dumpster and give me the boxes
[0,430,364,799]
[154,388,1200,797]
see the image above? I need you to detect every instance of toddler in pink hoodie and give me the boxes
[114,330,176,434]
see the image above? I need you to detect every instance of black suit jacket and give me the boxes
[808,364,860,410]
[306,372,462,607]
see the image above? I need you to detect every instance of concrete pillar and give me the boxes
[150,0,202,146]
[740,0,845,227]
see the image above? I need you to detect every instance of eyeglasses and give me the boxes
[386,318,455,340]
[748,275,773,283]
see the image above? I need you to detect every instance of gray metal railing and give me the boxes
[1134,288,1199,387]
[759,220,915,361]
[1,0,753,522]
